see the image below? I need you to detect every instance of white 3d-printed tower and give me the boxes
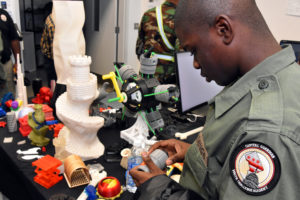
[54,55,104,161]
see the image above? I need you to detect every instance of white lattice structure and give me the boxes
[54,55,104,161]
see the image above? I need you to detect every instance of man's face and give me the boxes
[175,25,238,86]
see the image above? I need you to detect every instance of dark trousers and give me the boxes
[43,55,57,87]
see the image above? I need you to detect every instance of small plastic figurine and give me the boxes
[31,87,53,104]
[28,104,50,146]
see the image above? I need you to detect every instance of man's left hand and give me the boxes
[129,152,165,187]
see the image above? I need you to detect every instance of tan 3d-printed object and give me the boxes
[63,154,90,188]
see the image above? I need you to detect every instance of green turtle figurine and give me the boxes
[28,104,50,146]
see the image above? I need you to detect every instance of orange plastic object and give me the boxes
[31,94,44,104]
[99,107,112,113]
[5,99,12,108]
[32,87,53,104]
[18,115,32,137]
[32,155,63,189]
[97,177,122,199]
[0,121,7,127]
[42,104,54,121]
[53,123,64,138]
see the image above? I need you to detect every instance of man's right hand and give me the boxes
[148,139,191,165]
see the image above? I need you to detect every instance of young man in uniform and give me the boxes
[0,8,20,98]
[130,0,300,199]
[136,0,181,84]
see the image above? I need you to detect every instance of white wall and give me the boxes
[85,0,126,75]
[85,0,166,75]
[123,0,165,71]
[257,0,300,42]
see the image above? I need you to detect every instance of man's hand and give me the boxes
[149,139,191,165]
[129,152,165,187]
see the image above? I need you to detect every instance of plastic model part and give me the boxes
[6,111,17,132]
[120,113,149,145]
[17,147,41,155]
[0,108,6,117]
[54,55,104,161]
[77,169,107,200]
[166,162,184,183]
[28,104,50,147]
[175,126,204,140]
[49,123,64,138]
[16,54,28,107]
[102,54,179,145]
[63,154,91,188]
[32,155,63,189]
[18,115,32,137]
[137,149,168,173]
[3,137,13,143]
[52,0,85,85]
[42,104,55,122]
[31,87,52,104]
[97,177,122,199]
[102,72,124,102]
[0,121,6,127]
[120,148,131,169]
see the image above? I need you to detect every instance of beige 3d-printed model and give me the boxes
[63,154,90,188]
[53,55,104,161]
[52,0,85,85]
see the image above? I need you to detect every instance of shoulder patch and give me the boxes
[229,142,281,196]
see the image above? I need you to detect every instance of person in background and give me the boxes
[40,2,57,88]
[136,0,181,84]
[0,8,21,98]
[130,0,300,199]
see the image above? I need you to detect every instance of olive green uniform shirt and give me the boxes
[180,45,300,199]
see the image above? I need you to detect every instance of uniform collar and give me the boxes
[209,45,296,119]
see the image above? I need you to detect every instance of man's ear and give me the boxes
[214,15,234,45]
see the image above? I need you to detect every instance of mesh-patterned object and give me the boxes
[64,154,91,188]
[6,111,17,132]
[65,168,90,188]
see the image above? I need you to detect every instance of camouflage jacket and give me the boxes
[40,14,55,59]
[136,0,182,80]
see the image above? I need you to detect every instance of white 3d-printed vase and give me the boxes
[54,55,104,161]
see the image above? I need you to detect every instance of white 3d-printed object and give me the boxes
[120,112,156,146]
[175,126,204,140]
[54,55,104,161]
[52,1,86,85]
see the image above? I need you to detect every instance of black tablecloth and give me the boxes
[0,103,205,200]
[0,124,133,200]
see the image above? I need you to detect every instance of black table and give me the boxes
[0,105,205,200]
[0,123,133,200]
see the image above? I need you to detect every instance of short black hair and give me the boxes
[175,0,272,36]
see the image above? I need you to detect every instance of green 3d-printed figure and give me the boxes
[28,104,49,146]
